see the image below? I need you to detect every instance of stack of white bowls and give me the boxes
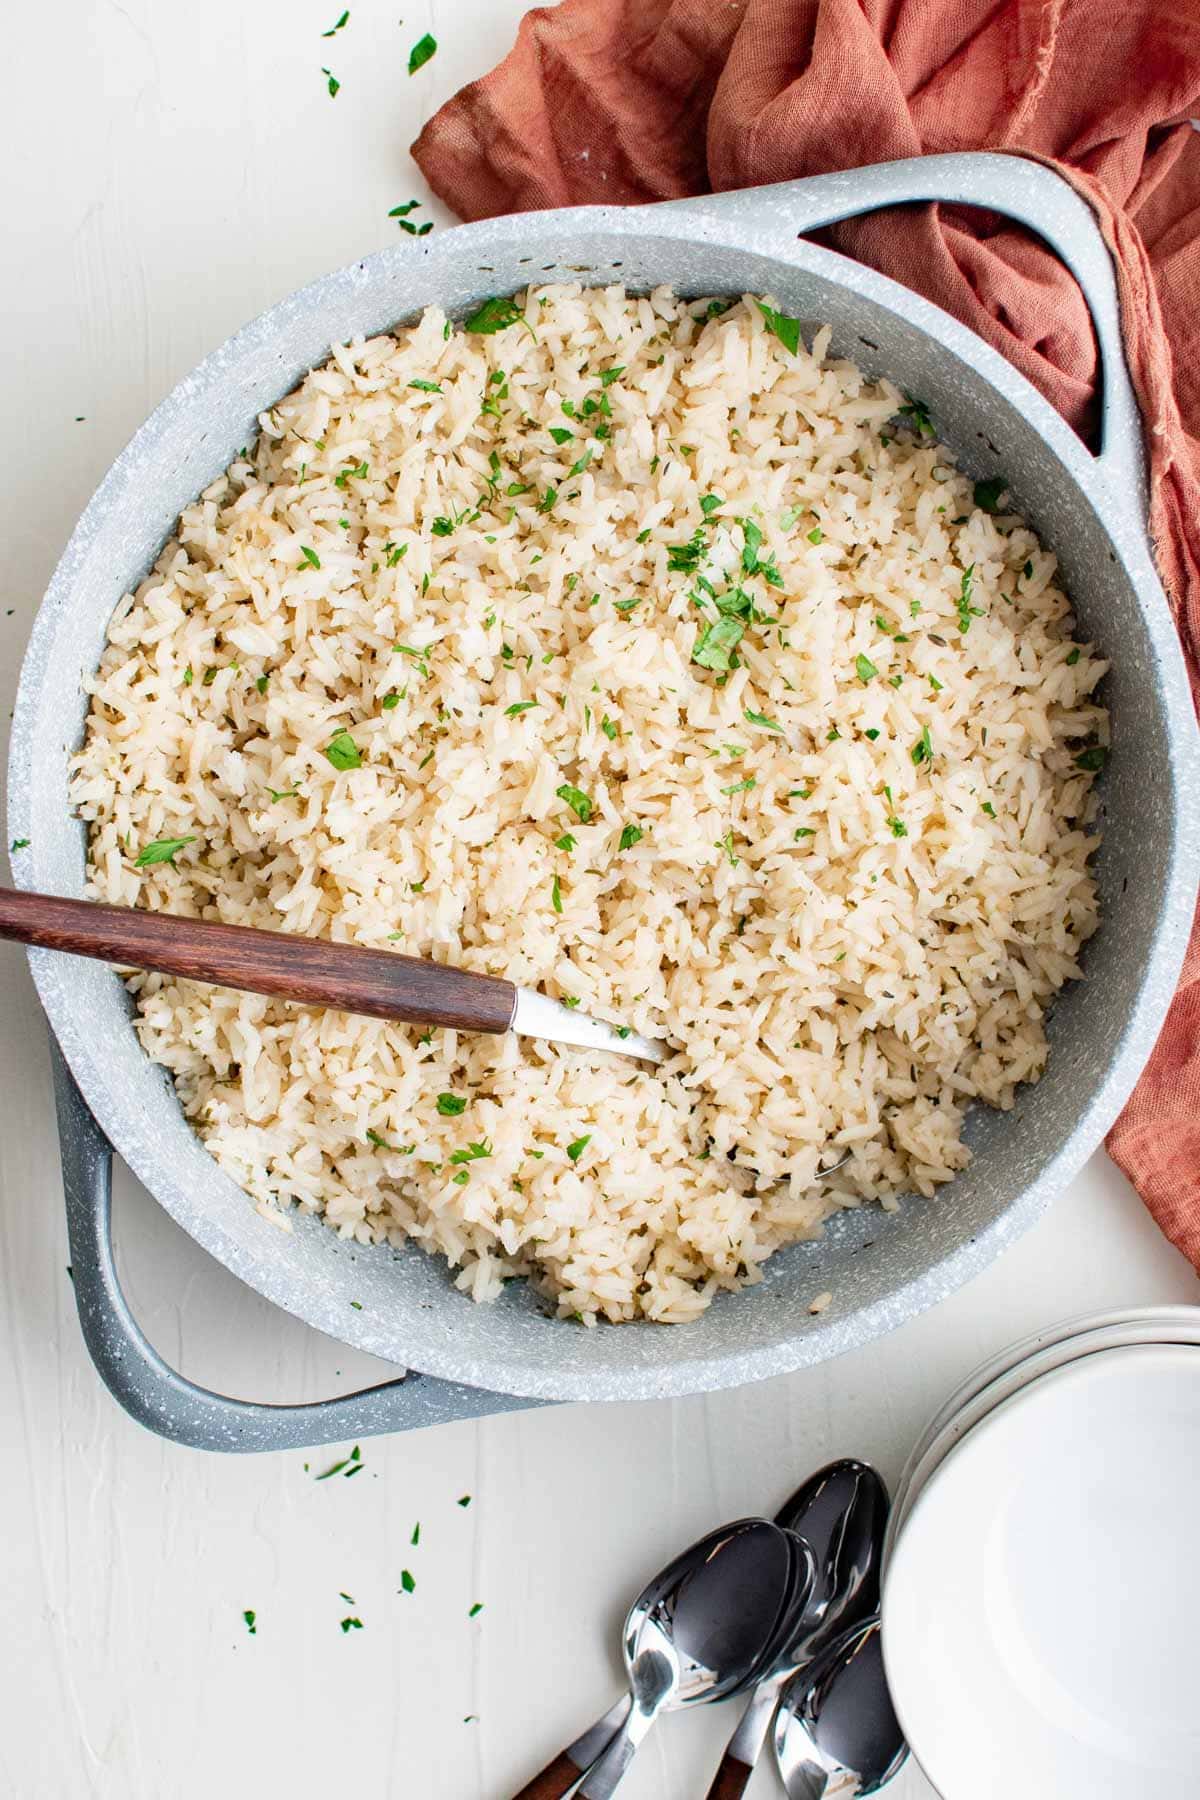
[881,1305,1200,1799]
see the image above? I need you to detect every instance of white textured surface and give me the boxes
[0,4,1197,1796]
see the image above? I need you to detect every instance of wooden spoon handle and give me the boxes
[508,1749,587,1800]
[0,887,517,1034]
[703,1749,757,1800]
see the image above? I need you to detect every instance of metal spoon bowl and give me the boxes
[576,1517,803,1798]
[704,1460,890,1799]
[773,1617,908,1799]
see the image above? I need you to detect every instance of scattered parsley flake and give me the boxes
[556,782,593,823]
[324,730,362,771]
[899,395,935,436]
[794,827,815,839]
[468,1603,484,1618]
[381,693,401,711]
[618,823,643,850]
[551,873,563,914]
[982,801,997,818]
[957,564,982,633]
[700,493,724,517]
[864,728,881,741]
[692,615,744,671]
[855,653,878,684]
[600,365,625,387]
[756,300,802,355]
[566,1134,591,1164]
[411,1523,420,1546]
[389,200,421,218]
[549,426,573,446]
[300,545,321,568]
[807,526,823,544]
[911,724,933,766]
[464,295,528,336]
[716,830,739,866]
[1074,746,1107,771]
[243,1610,257,1635]
[505,701,539,717]
[555,833,576,852]
[340,1617,363,1633]
[10,837,30,851]
[450,1140,493,1166]
[134,836,194,868]
[321,67,340,97]
[722,777,755,795]
[321,8,349,34]
[315,1445,362,1481]
[744,708,782,733]
[457,1495,471,1507]
[1066,647,1081,666]
[887,817,908,838]
[928,673,944,692]
[407,31,437,74]
[437,1093,467,1116]
[408,378,441,393]
[973,476,1008,513]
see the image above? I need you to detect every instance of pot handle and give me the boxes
[49,1039,543,1452]
[691,152,1144,512]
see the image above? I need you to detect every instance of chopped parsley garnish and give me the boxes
[855,653,878,684]
[464,295,527,335]
[436,1093,467,1116]
[321,9,349,35]
[299,545,321,568]
[887,816,908,838]
[255,674,269,694]
[134,836,194,868]
[618,823,643,850]
[243,1610,257,1635]
[1023,559,1034,580]
[1074,746,1107,771]
[556,782,593,823]
[551,873,563,914]
[716,830,739,866]
[335,459,369,487]
[911,724,933,766]
[756,300,802,355]
[973,476,1008,513]
[956,564,982,633]
[538,486,558,514]
[982,801,997,817]
[324,730,363,771]
[339,1617,363,1634]
[793,826,815,839]
[600,715,618,741]
[381,693,401,712]
[449,1140,493,1165]
[408,378,442,393]
[457,1494,471,1507]
[613,596,641,614]
[899,395,935,436]
[744,708,782,733]
[864,728,881,741]
[549,426,573,445]
[468,1603,484,1618]
[505,701,539,716]
[667,528,707,573]
[570,448,593,477]
[722,777,755,795]
[566,1135,591,1164]
[407,31,437,73]
[315,1445,362,1481]
[366,1129,394,1149]
[390,200,421,218]
[600,365,625,386]
[10,837,29,851]
[555,833,576,852]
[1066,647,1081,666]
[807,526,823,544]
[928,673,944,692]
[321,67,340,97]
[386,543,408,566]
[700,493,724,516]
[692,616,744,670]
[182,666,194,686]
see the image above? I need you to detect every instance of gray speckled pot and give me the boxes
[9,155,1200,1451]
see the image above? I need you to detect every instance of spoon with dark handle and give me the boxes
[704,1460,890,1800]
[0,886,665,1062]
[773,1617,908,1799]
[509,1519,804,1800]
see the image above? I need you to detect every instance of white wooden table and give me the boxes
[2,5,1196,1795]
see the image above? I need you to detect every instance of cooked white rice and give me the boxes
[69,285,1108,1324]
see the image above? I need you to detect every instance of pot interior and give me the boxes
[15,211,1186,1401]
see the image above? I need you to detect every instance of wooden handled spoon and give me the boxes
[0,887,667,1063]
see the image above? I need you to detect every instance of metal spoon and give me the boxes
[773,1617,908,1799]
[577,1518,812,1800]
[510,1518,803,1800]
[0,885,666,1062]
[704,1460,890,1799]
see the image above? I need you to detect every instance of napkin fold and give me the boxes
[413,0,1200,1269]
